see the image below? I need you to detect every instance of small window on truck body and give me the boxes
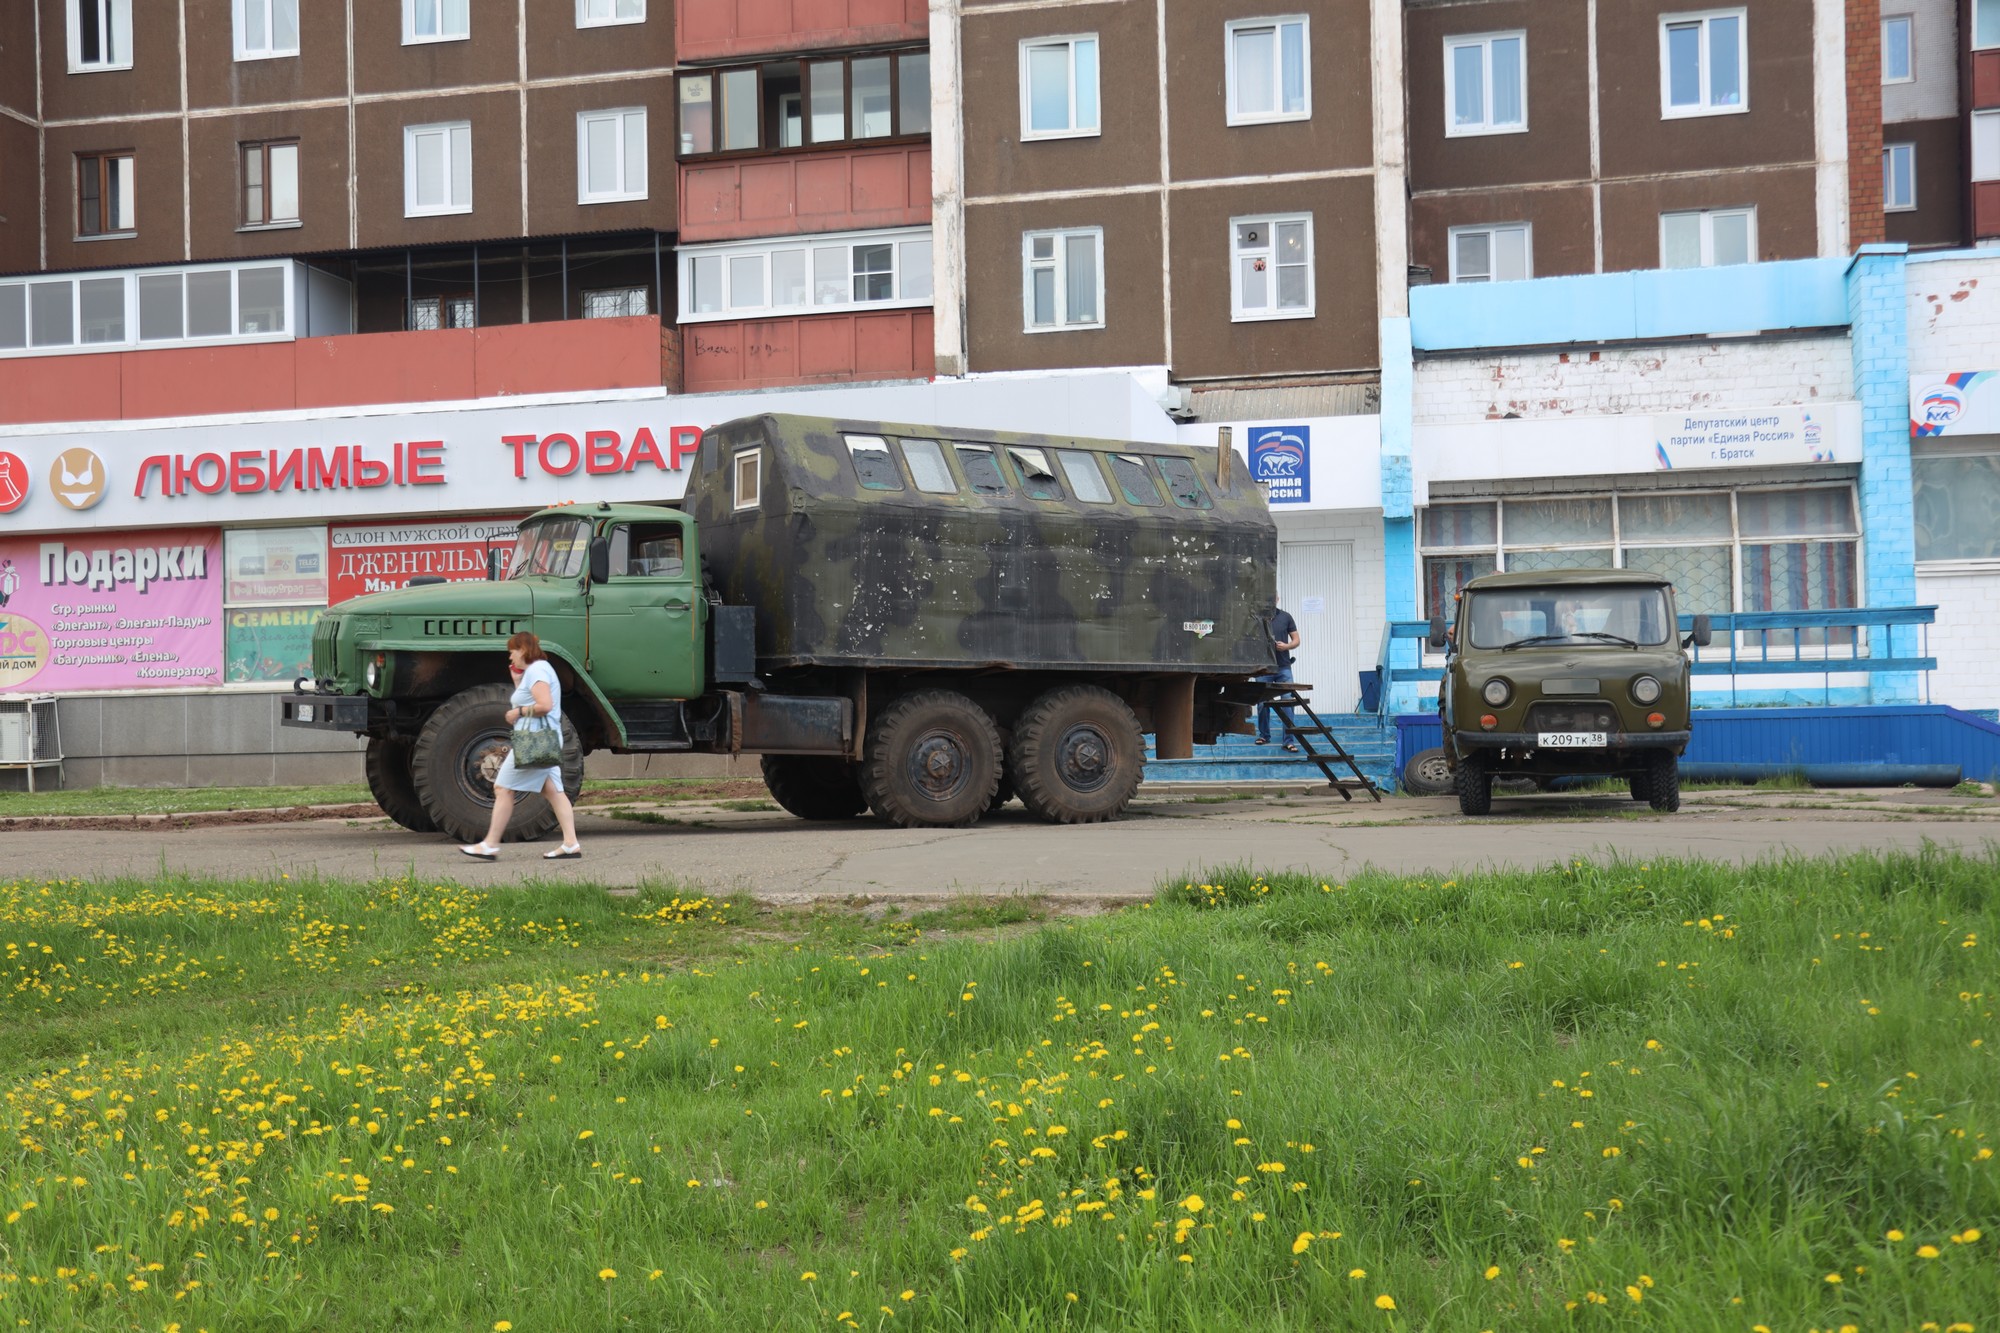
[1056,449,1112,503]
[1110,453,1164,506]
[955,443,1010,495]
[1156,456,1213,509]
[846,434,904,490]
[1007,445,1064,500]
[733,448,761,510]
[901,438,958,493]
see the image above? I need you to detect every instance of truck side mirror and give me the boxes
[1689,614,1713,648]
[1426,615,1448,651]
[588,537,611,585]
[486,548,503,581]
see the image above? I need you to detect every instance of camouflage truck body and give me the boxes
[284,413,1282,838]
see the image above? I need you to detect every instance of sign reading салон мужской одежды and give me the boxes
[1653,408,1834,470]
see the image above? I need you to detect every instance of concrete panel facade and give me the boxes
[524,79,680,238]
[1884,117,1965,251]
[681,308,933,390]
[1599,166,1821,271]
[0,117,38,273]
[679,145,931,242]
[1405,0,1590,192]
[353,91,523,250]
[42,118,186,271]
[1409,186,1595,282]
[185,107,353,262]
[963,191,1165,373]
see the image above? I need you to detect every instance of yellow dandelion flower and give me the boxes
[1289,1232,1312,1255]
[1181,1194,1205,1213]
[900,1290,914,1301]
[801,1271,818,1281]
[598,1268,617,1281]
[1348,1267,1366,1278]
[1888,1229,1906,1241]
[1917,1245,1940,1258]
[1823,1273,1841,1284]
[1375,1295,1396,1311]
[1484,1265,1500,1280]
[495,1324,513,1332]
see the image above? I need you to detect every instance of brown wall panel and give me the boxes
[186,108,351,262]
[0,2,37,117]
[1599,166,1817,272]
[964,192,1165,373]
[353,91,522,249]
[1406,0,1590,192]
[1164,0,1371,180]
[1409,186,1595,282]
[962,1,1160,198]
[1167,175,1376,380]
[1885,117,1965,251]
[1597,0,1816,177]
[42,120,186,270]
[184,0,348,108]
[529,3,675,80]
[351,0,520,97]
[38,0,182,120]
[0,117,37,274]
[525,81,678,237]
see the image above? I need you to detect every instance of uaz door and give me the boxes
[586,517,703,700]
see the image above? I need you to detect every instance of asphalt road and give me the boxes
[7,787,1996,896]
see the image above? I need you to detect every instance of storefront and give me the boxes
[1910,370,2000,711]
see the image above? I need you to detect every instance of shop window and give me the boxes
[404,121,471,217]
[69,0,132,71]
[1882,15,1913,83]
[1231,214,1313,321]
[1884,143,1916,213]
[224,526,329,685]
[1023,228,1103,332]
[1449,224,1531,283]
[1444,30,1524,136]
[242,140,300,226]
[1019,35,1099,139]
[678,49,930,157]
[1661,9,1746,118]
[78,152,135,237]
[577,108,647,204]
[678,228,932,323]
[1914,451,2000,561]
[236,0,298,60]
[577,0,642,27]
[1227,16,1309,125]
[404,0,468,44]
[1660,207,1755,269]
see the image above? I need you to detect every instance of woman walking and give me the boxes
[460,631,582,860]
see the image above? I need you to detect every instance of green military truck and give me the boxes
[282,414,1279,841]
[1427,569,1711,816]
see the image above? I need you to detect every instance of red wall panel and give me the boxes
[295,329,477,409]
[1976,181,2000,240]
[678,145,931,241]
[0,354,123,426]
[674,0,926,61]
[1975,52,2000,108]
[473,317,664,398]
[120,343,299,420]
[682,309,932,392]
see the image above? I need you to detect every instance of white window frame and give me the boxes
[1884,142,1917,213]
[0,258,298,359]
[1976,110,2000,182]
[403,121,472,218]
[1660,9,1748,119]
[1021,227,1105,333]
[576,108,648,204]
[733,449,762,511]
[1018,35,1100,141]
[1448,222,1533,283]
[1442,30,1527,137]
[68,0,133,72]
[1659,207,1757,268]
[675,226,933,324]
[576,0,644,28]
[234,0,299,61]
[1229,212,1315,323]
[1224,15,1312,127]
[402,0,469,46]
[1881,14,1914,84]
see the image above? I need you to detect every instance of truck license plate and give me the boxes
[296,704,315,723]
[1539,731,1606,748]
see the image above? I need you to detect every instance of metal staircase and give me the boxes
[1258,682,1384,801]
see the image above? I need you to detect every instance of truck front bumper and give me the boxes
[1452,730,1691,751]
[280,692,373,731]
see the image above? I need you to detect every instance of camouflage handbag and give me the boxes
[510,713,562,768]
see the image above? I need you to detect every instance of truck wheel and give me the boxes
[1456,755,1493,816]
[1645,753,1681,813]
[861,690,1003,829]
[1400,747,1453,795]
[411,684,585,843]
[761,755,867,821]
[1010,685,1146,824]
[1628,771,1653,803]
[364,736,436,833]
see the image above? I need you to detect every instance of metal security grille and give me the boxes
[1525,701,1620,734]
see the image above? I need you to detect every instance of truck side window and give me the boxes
[845,434,904,491]
[1156,456,1213,510]
[1055,449,1112,503]
[954,444,1010,495]
[1006,446,1064,501]
[1110,453,1164,506]
[733,449,762,510]
[900,439,958,494]
[623,524,684,578]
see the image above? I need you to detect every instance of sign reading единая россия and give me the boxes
[1653,407,1834,470]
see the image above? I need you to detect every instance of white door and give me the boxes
[1277,540,1357,712]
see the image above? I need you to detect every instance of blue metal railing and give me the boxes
[1372,606,1937,713]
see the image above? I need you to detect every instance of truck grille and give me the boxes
[311,615,341,681]
[1525,701,1619,734]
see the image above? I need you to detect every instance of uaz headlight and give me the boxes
[1631,675,1662,705]
[1482,677,1512,707]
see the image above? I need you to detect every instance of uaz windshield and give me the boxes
[507,519,591,579]
[1465,586,1672,649]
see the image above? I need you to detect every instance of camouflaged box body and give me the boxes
[685,414,1280,675]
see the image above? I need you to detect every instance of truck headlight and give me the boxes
[1631,675,1662,705]
[365,655,381,691]
[1482,677,1512,707]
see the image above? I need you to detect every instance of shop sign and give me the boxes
[1249,425,1311,504]
[1910,371,1999,437]
[1653,407,1833,470]
[225,527,328,604]
[0,528,222,692]
[329,518,523,604]
[226,606,321,684]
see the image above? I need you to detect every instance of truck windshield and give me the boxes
[507,519,591,580]
[1465,586,1673,649]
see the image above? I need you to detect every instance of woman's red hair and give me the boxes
[506,630,548,663]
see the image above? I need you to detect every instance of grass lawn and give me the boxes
[0,853,1993,1331]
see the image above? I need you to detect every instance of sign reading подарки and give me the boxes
[1653,408,1833,470]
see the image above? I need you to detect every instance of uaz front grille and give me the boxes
[1525,701,1619,734]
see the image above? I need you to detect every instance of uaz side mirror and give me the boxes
[1427,615,1448,650]
[1690,614,1713,648]
[588,537,611,585]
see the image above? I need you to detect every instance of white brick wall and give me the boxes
[1883,0,1959,124]
[1915,566,2000,711]
[1413,337,1854,425]
[1907,254,2000,372]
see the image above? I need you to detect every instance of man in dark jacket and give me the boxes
[1254,599,1301,752]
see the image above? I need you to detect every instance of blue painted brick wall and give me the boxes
[1846,246,1918,703]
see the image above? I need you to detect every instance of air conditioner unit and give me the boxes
[0,697,62,792]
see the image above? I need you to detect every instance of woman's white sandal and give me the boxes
[544,844,582,860]
[459,843,498,861]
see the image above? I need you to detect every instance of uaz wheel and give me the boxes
[1456,754,1493,816]
[860,690,1002,829]
[1009,685,1145,824]
[1644,752,1681,813]
[411,684,584,843]
[762,754,867,821]
[365,735,436,833]
[1401,747,1453,796]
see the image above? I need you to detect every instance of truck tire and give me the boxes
[365,736,436,833]
[1628,770,1653,803]
[761,755,867,821]
[1645,752,1681,813]
[1456,755,1493,816]
[861,690,1003,828]
[1010,685,1146,824]
[411,684,585,843]
[1401,747,1453,795]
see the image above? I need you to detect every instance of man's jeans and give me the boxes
[1254,665,1295,742]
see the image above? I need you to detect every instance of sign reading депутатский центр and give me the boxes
[1653,408,1832,470]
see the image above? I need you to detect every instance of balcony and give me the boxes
[681,144,931,242]
[675,0,927,62]
[683,308,932,392]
